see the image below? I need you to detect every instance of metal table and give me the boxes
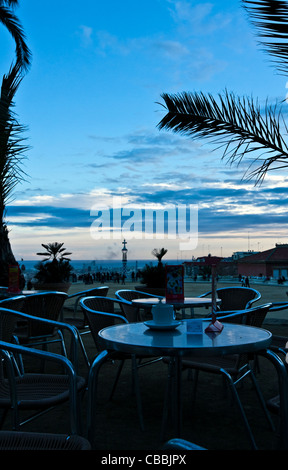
[131,296,221,318]
[87,321,288,448]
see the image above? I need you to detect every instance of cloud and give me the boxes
[79,25,93,47]
[6,174,288,256]
[95,31,131,56]
[7,206,91,229]
[166,0,232,35]
[7,121,288,254]
[151,39,189,59]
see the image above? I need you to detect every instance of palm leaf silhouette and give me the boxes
[157,0,288,183]
[158,90,288,183]
[242,0,288,74]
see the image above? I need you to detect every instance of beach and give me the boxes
[3,279,288,451]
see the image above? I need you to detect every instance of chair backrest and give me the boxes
[215,287,261,311]
[22,292,68,336]
[0,295,25,312]
[115,289,161,301]
[0,298,26,342]
[244,303,272,327]
[0,431,91,450]
[218,303,272,327]
[115,290,163,322]
[80,286,109,297]
[67,286,109,314]
[80,296,127,351]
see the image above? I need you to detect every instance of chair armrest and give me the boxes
[246,296,261,309]
[66,288,109,314]
[269,303,288,312]
[0,340,80,434]
[79,299,129,324]
[0,339,77,378]
[67,291,93,315]
[162,438,206,450]
[204,309,238,319]
[0,308,80,372]
[216,311,246,323]
[198,291,212,298]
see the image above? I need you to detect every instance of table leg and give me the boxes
[175,355,183,435]
[177,307,194,319]
[161,356,183,440]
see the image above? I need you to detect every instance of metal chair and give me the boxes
[86,350,187,447]
[0,306,81,372]
[216,302,272,326]
[265,302,288,355]
[162,438,206,450]
[263,302,288,426]
[63,287,109,367]
[14,292,68,355]
[199,286,261,312]
[80,296,148,430]
[0,295,26,312]
[86,350,109,444]
[162,304,273,449]
[80,296,129,349]
[0,295,26,351]
[0,430,91,450]
[0,312,86,434]
[64,286,109,328]
[0,298,26,374]
[0,296,25,343]
[115,289,163,322]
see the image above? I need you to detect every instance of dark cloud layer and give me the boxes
[6,176,288,239]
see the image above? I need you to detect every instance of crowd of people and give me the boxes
[73,269,142,286]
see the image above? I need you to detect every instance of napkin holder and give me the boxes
[205,317,224,333]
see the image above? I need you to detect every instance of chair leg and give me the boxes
[109,360,125,401]
[221,368,258,449]
[161,358,184,440]
[247,366,275,432]
[87,351,110,444]
[131,355,145,431]
[108,357,145,431]
[190,369,199,410]
[67,330,90,369]
[161,359,174,440]
[78,334,91,368]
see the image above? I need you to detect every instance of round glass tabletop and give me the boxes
[99,321,272,357]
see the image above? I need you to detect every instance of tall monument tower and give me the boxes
[122,239,128,280]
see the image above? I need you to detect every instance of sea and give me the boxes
[18,259,183,280]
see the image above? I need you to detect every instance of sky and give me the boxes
[1,0,288,262]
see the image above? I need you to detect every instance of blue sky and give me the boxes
[1,0,288,262]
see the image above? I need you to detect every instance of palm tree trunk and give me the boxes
[0,223,17,286]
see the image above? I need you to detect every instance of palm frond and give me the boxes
[2,1,20,7]
[242,0,288,74]
[0,63,29,212]
[0,5,31,71]
[37,243,72,261]
[157,90,288,184]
